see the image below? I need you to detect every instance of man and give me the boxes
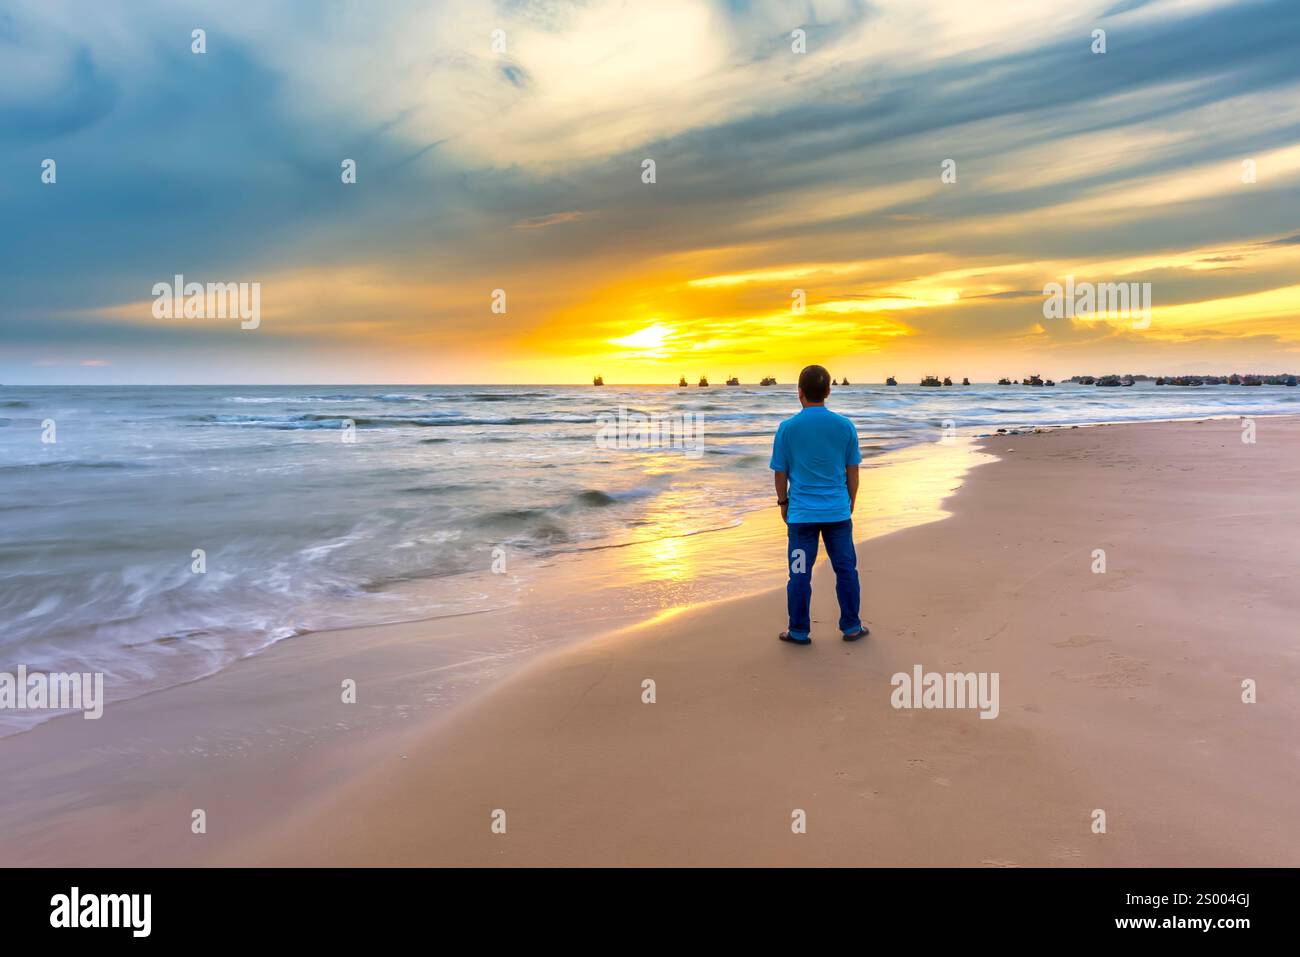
[769,364,866,644]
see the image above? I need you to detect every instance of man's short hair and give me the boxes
[798,364,831,402]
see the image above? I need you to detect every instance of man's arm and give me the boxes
[845,419,862,515]
[774,471,789,523]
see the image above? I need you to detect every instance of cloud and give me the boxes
[512,211,585,229]
[1260,232,1300,246]
[3,0,1300,383]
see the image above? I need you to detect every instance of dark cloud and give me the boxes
[1259,232,1300,246]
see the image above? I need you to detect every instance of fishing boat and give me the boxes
[1044,379,1056,386]
[885,376,897,386]
[593,375,604,386]
[997,377,1011,385]
[942,377,953,386]
[832,378,839,386]
[678,376,688,387]
[841,377,850,385]
[698,376,709,387]
[1026,374,1044,386]
[962,377,970,385]
[760,376,777,386]
[920,375,941,387]
[726,377,740,386]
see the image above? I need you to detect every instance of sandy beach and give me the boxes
[4,416,1298,867]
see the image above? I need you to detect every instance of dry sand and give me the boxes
[5,417,1298,866]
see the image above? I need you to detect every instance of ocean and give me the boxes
[2,381,1296,732]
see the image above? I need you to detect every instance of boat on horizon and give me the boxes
[698,376,709,387]
[942,376,953,386]
[886,376,897,386]
[593,375,604,386]
[997,377,1011,385]
[920,375,941,387]
[760,376,777,386]
[678,376,688,387]
[962,377,970,385]
[726,376,740,386]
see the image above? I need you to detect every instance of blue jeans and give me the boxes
[785,519,862,638]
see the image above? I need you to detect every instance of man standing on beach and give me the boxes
[769,365,866,644]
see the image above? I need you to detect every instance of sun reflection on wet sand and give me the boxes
[584,436,996,616]
[377,436,994,642]
[855,436,999,540]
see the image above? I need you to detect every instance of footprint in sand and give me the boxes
[1054,653,1150,689]
[1052,634,1109,649]
[1072,653,1151,689]
[1048,844,1083,863]
[1085,572,1133,593]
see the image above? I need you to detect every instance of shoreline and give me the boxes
[4,415,1298,866]
[6,405,1278,741]
[3,379,1294,742]
[0,432,986,742]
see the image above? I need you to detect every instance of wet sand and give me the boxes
[0,436,981,866]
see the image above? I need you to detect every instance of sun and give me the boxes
[610,322,675,356]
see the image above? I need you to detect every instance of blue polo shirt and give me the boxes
[769,406,861,524]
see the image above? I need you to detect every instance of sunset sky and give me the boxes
[3,0,1300,384]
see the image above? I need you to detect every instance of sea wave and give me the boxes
[0,460,137,473]
[192,412,595,429]
[4,382,1299,735]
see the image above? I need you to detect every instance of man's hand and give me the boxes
[774,471,790,524]
[846,464,859,515]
